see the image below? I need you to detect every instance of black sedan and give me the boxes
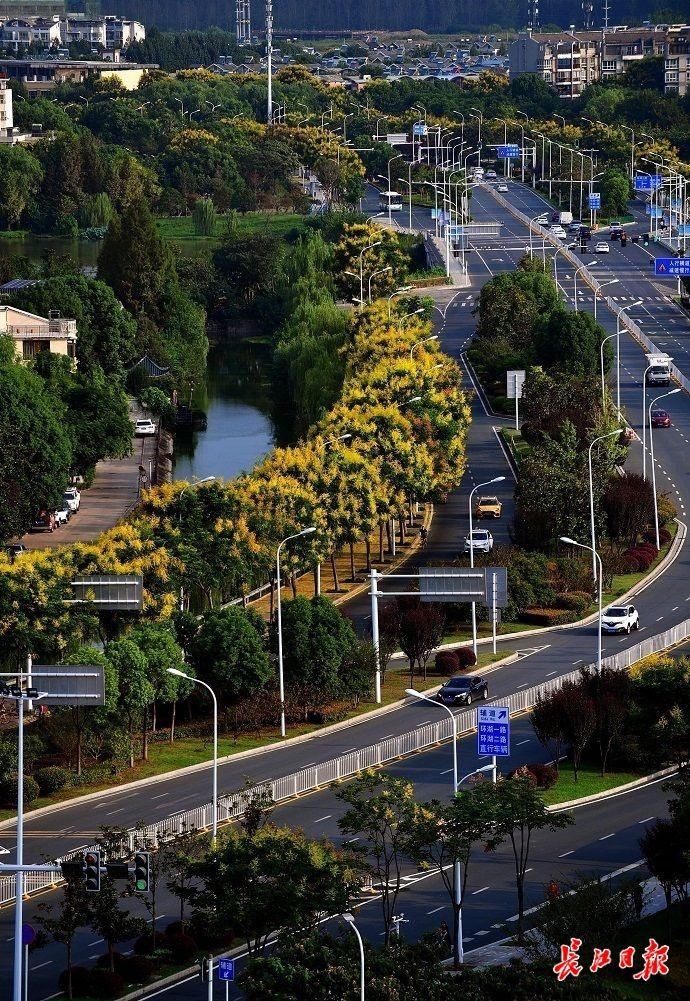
[438,675,489,706]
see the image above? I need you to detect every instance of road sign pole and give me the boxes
[491,755,497,784]
[491,573,497,654]
[13,693,24,1001]
[207,957,213,1001]
[23,945,28,1001]
[370,569,381,703]
[515,393,519,431]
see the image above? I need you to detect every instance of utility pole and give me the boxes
[236,0,251,45]
[265,1,273,124]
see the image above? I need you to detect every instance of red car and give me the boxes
[651,409,671,428]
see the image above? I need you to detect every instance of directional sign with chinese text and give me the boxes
[655,257,690,277]
[413,123,428,137]
[497,144,520,159]
[634,174,663,190]
[218,958,235,982]
[477,705,511,757]
[588,192,601,209]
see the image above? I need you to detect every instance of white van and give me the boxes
[558,211,574,225]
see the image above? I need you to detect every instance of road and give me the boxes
[2,180,689,997]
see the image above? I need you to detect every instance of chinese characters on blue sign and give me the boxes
[497,144,520,159]
[218,959,235,982]
[634,174,663,190]
[588,193,601,209]
[476,705,511,757]
[655,258,690,277]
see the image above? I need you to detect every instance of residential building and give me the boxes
[0,72,12,135]
[0,304,77,362]
[665,27,690,95]
[0,57,157,95]
[0,16,61,51]
[61,15,145,51]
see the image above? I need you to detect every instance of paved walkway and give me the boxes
[19,404,157,550]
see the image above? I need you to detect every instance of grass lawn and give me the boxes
[602,901,690,998]
[500,426,530,466]
[542,764,641,806]
[0,229,29,240]
[155,212,308,245]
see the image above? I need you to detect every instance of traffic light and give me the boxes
[60,860,85,882]
[105,859,130,880]
[134,851,151,892]
[84,851,101,892]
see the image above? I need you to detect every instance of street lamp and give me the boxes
[649,388,681,548]
[342,913,365,1000]
[402,395,422,406]
[600,331,617,412]
[357,241,381,309]
[368,265,391,301]
[387,286,413,319]
[322,433,352,448]
[459,762,497,784]
[468,477,506,654]
[386,153,403,225]
[167,670,218,843]
[588,429,621,578]
[593,279,618,322]
[398,307,424,331]
[410,333,438,360]
[276,527,316,736]
[572,260,598,311]
[642,356,672,481]
[560,537,603,674]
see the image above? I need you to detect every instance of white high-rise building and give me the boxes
[0,75,13,137]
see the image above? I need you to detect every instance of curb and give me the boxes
[547,765,678,813]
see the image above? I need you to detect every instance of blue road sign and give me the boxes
[678,225,690,237]
[497,144,520,159]
[413,123,427,137]
[588,192,601,209]
[476,705,511,757]
[655,257,690,277]
[634,174,663,190]
[218,958,235,982]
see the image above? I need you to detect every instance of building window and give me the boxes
[22,340,47,360]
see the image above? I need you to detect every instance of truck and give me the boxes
[558,210,574,225]
[645,353,672,387]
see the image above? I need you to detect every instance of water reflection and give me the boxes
[173,342,276,483]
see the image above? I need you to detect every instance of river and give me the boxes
[172,341,276,483]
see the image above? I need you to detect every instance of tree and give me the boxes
[0,357,72,543]
[531,689,568,773]
[191,825,364,955]
[0,145,43,229]
[639,818,690,910]
[533,309,610,378]
[396,597,445,684]
[36,874,91,999]
[581,668,630,776]
[162,829,206,930]
[340,639,378,707]
[87,870,146,971]
[105,639,154,768]
[599,168,631,217]
[272,595,357,718]
[559,679,597,781]
[622,56,665,91]
[190,607,272,710]
[212,233,284,305]
[192,197,216,236]
[411,786,496,967]
[603,472,655,545]
[129,622,188,746]
[335,771,419,944]
[485,775,574,937]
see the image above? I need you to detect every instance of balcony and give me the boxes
[8,319,76,340]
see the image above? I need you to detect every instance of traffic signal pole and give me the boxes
[13,695,24,1001]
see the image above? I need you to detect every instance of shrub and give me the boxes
[455,647,477,669]
[35,765,70,796]
[58,966,90,995]
[508,763,558,789]
[88,969,125,999]
[657,494,677,526]
[165,932,199,963]
[0,774,40,807]
[522,608,572,626]
[134,931,166,955]
[119,955,155,983]
[435,650,460,675]
[555,591,591,614]
[658,527,672,546]
[97,952,123,969]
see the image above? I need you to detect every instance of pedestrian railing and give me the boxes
[2,612,690,908]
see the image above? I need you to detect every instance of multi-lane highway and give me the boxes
[2,178,689,998]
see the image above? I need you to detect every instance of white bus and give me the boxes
[379,190,403,212]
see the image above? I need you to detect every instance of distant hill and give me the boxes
[110,1,690,34]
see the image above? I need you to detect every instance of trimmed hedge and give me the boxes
[435,650,460,675]
[166,932,199,963]
[508,762,558,789]
[455,646,477,669]
[0,774,40,807]
[522,608,573,627]
[58,967,90,996]
[119,955,156,983]
[555,591,591,614]
[35,765,70,796]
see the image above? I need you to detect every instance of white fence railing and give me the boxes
[2,614,690,908]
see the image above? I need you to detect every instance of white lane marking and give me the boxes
[558,850,575,858]
[516,683,528,689]
[546,671,557,677]
[516,739,530,746]
[315,815,332,823]
[87,939,104,947]
[672,606,679,611]
[344,837,360,844]
[599,833,616,841]
[656,616,664,622]
[472,885,490,894]
[525,868,533,873]
[104,808,125,816]
[475,929,491,936]
[31,962,53,971]
[440,768,454,775]
[638,816,655,824]
[572,659,583,665]
[427,906,445,915]
[151,793,168,800]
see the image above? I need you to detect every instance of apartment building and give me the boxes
[665,27,690,95]
[0,73,12,135]
[0,304,77,362]
[0,16,60,51]
[510,24,690,98]
[0,14,144,53]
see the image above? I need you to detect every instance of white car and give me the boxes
[463,529,494,554]
[63,487,80,513]
[135,418,157,437]
[54,505,71,526]
[601,604,639,634]
[550,225,567,238]
[535,214,550,225]
[595,241,610,253]
[485,170,498,179]
[497,184,508,192]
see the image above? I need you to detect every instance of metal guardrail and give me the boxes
[3,614,690,908]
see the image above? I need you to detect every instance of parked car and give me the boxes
[497,183,508,192]
[595,241,610,253]
[463,529,494,554]
[4,543,26,560]
[601,604,639,634]
[474,495,502,519]
[651,409,671,428]
[135,418,157,437]
[63,487,80,512]
[438,675,489,706]
[54,506,71,527]
[32,510,56,533]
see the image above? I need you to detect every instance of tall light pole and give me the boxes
[593,278,618,322]
[387,286,413,319]
[649,388,681,548]
[342,913,365,1000]
[405,686,462,964]
[265,0,273,124]
[357,241,381,309]
[600,331,617,412]
[573,260,598,311]
[276,527,316,736]
[368,266,391,301]
[588,429,621,578]
[398,307,424,331]
[468,477,506,654]
[561,537,603,674]
[410,333,438,360]
[387,153,403,225]
[167,670,218,843]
